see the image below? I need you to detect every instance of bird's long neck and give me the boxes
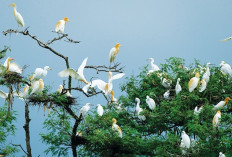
[136,100,140,108]
[6,59,11,73]
[13,7,17,17]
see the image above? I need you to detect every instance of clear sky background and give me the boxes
[1,0,232,156]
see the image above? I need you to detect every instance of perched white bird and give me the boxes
[109,43,122,63]
[175,78,182,95]
[202,63,211,83]
[163,90,170,99]
[9,3,24,28]
[213,97,231,111]
[146,96,156,110]
[14,85,29,100]
[219,152,226,157]
[199,78,207,92]
[135,98,146,121]
[32,66,51,80]
[57,85,63,94]
[220,61,232,76]
[146,58,160,74]
[30,79,44,94]
[213,111,221,128]
[59,57,89,84]
[188,72,200,92]
[162,78,172,88]
[66,91,72,97]
[3,57,22,74]
[55,17,70,33]
[181,131,190,149]
[97,104,104,116]
[78,103,92,118]
[194,106,203,115]
[180,139,186,155]
[112,118,122,138]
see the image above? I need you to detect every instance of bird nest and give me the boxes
[28,92,76,107]
[0,72,24,85]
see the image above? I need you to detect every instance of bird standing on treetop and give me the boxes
[181,131,190,149]
[3,57,22,74]
[188,72,200,92]
[31,66,51,80]
[146,58,160,74]
[220,61,232,76]
[78,103,92,118]
[175,78,182,95]
[199,78,207,92]
[9,3,24,28]
[97,104,104,116]
[109,43,122,64]
[112,118,122,138]
[213,97,231,111]
[59,57,89,84]
[30,79,44,95]
[135,98,146,121]
[213,110,221,128]
[146,96,156,110]
[55,17,70,33]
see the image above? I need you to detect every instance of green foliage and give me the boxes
[0,103,18,156]
[0,46,11,59]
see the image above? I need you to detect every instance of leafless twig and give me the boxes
[11,142,28,155]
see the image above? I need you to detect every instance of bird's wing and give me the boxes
[15,12,24,27]
[34,68,43,78]
[0,90,8,99]
[55,20,64,33]
[31,81,39,94]
[77,57,88,79]
[109,47,116,63]
[110,73,125,81]
[188,77,196,88]
[58,68,78,79]
[91,79,107,91]
[9,63,22,73]
[222,36,232,42]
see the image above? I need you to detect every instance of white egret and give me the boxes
[162,78,172,88]
[32,66,51,80]
[109,43,122,63]
[59,57,89,84]
[219,152,226,157]
[78,103,92,118]
[14,85,29,100]
[135,98,146,121]
[57,85,63,94]
[146,58,160,74]
[188,72,200,92]
[146,96,156,110]
[3,57,22,74]
[163,90,170,99]
[66,91,72,97]
[181,131,190,149]
[112,118,122,138]
[220,61,232,76]
[97,104,104,116]
[175,78,182,95]
[55,17,70,33]
[180,139,186,154]
[9,3,24,28]
[213,97,231,111]
[30,79,44,94]
[213,111,221,128]
[199,78,207,92]
[194,106,203,115]
[202,63,211,83]
[222,36,232,41]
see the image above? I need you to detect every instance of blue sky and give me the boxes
[1,0,232,156]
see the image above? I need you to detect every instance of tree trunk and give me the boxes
[23,103,32,157]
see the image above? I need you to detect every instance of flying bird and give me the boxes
[146,96,156,110]
[3,57,22,74]
[30,79,44,94]
[181,131,190,149]
[55,17,70,33]
[59,57,89,84]
[175,78,182,95]
[188,72,200,92]
[78,103,92,118]
[135,98,146,121]
[213,97,231,111]
[109,43,122,63]
[9,3,24,28]
[222,36,232,42]
[112,118,122,138]
[213,110,221,128]
[32,66,51,80]
[97,104,104,116]
[199,78,207,92]
[146,58,160,74]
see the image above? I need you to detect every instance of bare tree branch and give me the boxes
[10,142,28,155]
[85,63,124,73]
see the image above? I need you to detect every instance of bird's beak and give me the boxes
[119,44,122,47]
[10,58,15,61]
[49,68,52,70]
[68,19,71,22]
[8,4,13,7]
